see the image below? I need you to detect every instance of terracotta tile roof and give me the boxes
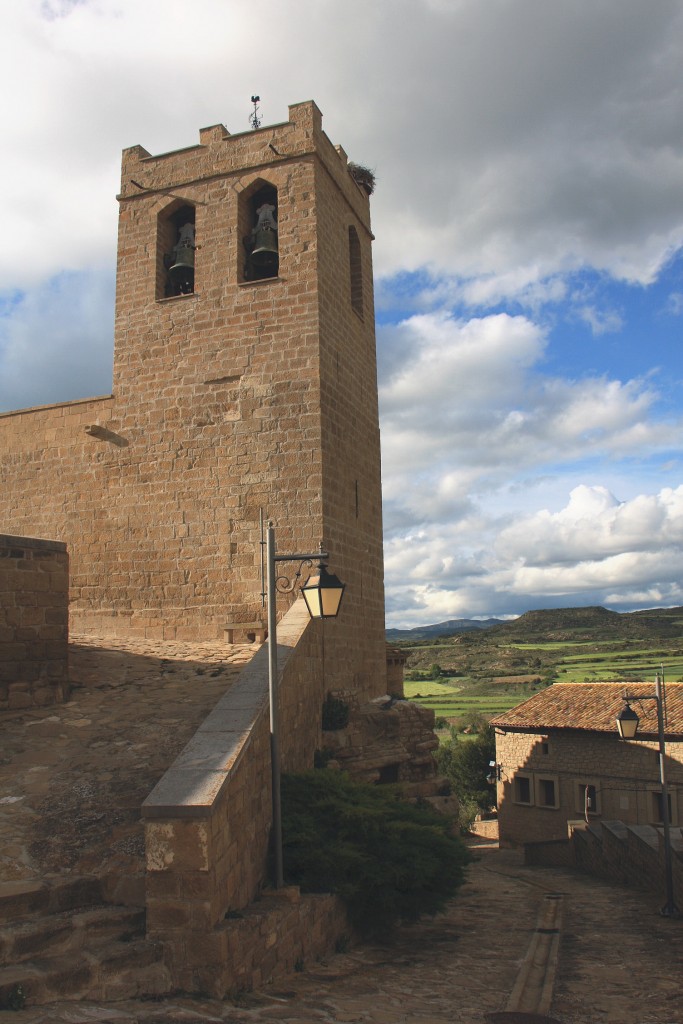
[490,682,683,737]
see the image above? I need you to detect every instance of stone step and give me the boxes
[0,876,103,923]
[0,904,145,966]
[0,937,171,1007]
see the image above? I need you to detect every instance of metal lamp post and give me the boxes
[616,675,679,918]
[266,522,345,888]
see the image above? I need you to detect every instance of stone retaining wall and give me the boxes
[526,818,683,905]
[0,534,69,709]
[141,599,349,995]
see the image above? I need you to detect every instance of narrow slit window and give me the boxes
[349,226,363,317]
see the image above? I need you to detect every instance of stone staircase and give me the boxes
[0,876,171,1007]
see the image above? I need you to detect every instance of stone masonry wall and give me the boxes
[321,695,441,793]
[0,535,69,709]
[0,102,387,704]
[573,820,683,900]
[142,600,348,995]
[495,728,683,847]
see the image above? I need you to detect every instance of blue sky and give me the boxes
[2,0,683,627]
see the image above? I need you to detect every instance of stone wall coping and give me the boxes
[0,394,112,420]
[141,599,312,819]
[628,823,660,848]
[0,534,67,553]
[601,819,630,838]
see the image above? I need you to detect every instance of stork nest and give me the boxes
[348,162,376,195]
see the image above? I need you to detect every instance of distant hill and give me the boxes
[386,617,505,642]
[488,605,683,641]
[387,606,683,644]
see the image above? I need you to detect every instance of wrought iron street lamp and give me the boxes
[266,522,345,888]
[616,675,679,918]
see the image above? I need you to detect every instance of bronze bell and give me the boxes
[168,244,195,294]
[250,227,278,269]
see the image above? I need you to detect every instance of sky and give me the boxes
[2,0,683,628]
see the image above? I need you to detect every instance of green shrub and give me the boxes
[280,770,470,938]
[436,725,496,813]
[322,694,350,731]
[456,797,479,834]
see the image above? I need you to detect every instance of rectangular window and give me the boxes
[513,775,532,805]
[576,783,599,816]
[652,791,673,824]
[537,776,559,809]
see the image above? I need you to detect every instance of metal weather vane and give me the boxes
[249,95,262,130]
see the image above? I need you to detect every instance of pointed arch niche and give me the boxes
[239,180,279,283]
[156,200,196,299]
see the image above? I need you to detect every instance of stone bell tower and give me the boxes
[109,101,386,698]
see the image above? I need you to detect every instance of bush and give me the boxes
[280,770,470,937]
[322,694,350,731]
[456,797,479,834]
[436,725,496,813]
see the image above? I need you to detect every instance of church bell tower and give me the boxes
[110,101,386,699]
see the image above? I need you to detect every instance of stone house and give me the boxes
[491,682,683,847]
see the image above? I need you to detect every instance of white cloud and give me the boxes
[384,485,683,627]
[3,0,683,625]
[497,484,683,562]
[576,305,624,336]
[2,0,683,297]
[379,311,681,533]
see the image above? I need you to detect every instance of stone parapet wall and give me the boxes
[565,819,683,909]
[0,534,69,709]
[141,600,347,994]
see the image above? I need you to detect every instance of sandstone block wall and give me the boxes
[321,693,440,791]
[0,535,69,709]
[528,819,683,908]
[495,728,683,846]
[0,101,386,703]
[141,600,347,994]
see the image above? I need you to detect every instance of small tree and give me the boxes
[436,725,496,813]
[281,770,470,937]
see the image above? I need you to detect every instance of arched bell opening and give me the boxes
[240,181,278,282]
[157,202,197,299]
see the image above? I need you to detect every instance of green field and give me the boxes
[403,678,535,722]
[399,612,683,727]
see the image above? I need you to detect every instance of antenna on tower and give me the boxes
[249,96,262,130]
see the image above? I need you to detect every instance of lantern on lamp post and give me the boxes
[266,523,345,888]
[616,677,679,918]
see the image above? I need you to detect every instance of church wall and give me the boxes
[0,103,386,698]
